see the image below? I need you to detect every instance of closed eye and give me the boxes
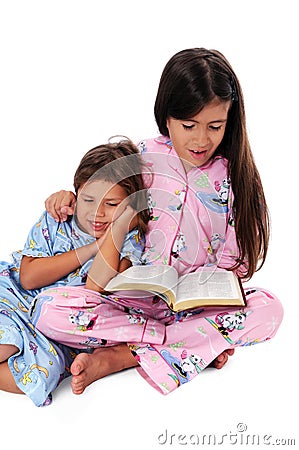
[105,202,120,207]
[182,124,195,130]
[209,125,223,131]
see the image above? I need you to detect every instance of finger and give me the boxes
[60,206,75,221]
[45,195,61,222]
[45,190,76,221]
[70,197,77,210]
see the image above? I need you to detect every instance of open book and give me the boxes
[105,265,246,312]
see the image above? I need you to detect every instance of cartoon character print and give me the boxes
[68,310,97,331]
[81,272,88,284]
[171,232,187,259]
[71,227,81,240]
[164,308,204,323]
[29,239,37,249]
[129,344,156,362]
[168,186,186,212]
[234,336,268,347]
[140,247,155,265]
[20,364,50,387]
[137,140,147,154]
[79,337,107,347]
[206,232,225,266]
[195,177,230,214]
[42,227,50,241]
[125,306,147,325]
[0,269,10,277]
[176,308,204,322]
[214,178,230,204]
[126,313,146,325]
[215,310,252,333]
[131,230,145,254]
[179,350,207,375]
[70,268,81,279]
[228,211,235,227]
[160,349,206,385]
[57,227,66,237]
[29,341,38,355]
[128,307,145,315]
[147,191,159,221]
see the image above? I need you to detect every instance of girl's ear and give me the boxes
[166,118,170,133]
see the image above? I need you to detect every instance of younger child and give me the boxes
[0,138,149,406]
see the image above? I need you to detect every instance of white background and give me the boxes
[0,1,297,449]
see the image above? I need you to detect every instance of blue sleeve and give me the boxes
[119,229,145,265]
[21,211,72,258]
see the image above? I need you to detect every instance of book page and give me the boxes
[105,264,178,293]
[176,270,240,303]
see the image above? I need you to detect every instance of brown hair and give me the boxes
[73,138,150,235]
[154,48,269,279]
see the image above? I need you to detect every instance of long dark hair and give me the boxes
[73,138,150,235]
[154,48,269,279]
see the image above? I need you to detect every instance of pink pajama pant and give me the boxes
[31,285,283,394]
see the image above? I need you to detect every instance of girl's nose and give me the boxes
[194,128,209,148]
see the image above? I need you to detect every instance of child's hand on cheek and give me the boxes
[113,205,138,232]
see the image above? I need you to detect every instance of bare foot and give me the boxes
[70,344,138,395]
[210,348,235,369]
[0,344,18,363]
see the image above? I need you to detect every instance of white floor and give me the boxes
[1,321,296,449]
[1,1,298,449]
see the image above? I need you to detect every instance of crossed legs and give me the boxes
[69,345,233,395]
[0,342,232,397]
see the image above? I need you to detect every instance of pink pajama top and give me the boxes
[138,136,245,277]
